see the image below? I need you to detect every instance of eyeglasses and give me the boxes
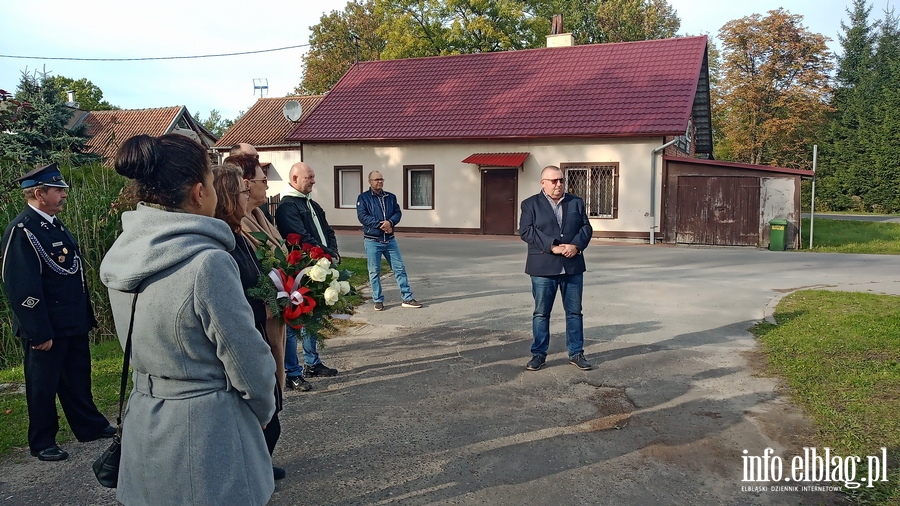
[542,178,565,185]
[370,178,384,182]
[248,178,267,183]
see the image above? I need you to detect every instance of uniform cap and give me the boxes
[15,163,69,189]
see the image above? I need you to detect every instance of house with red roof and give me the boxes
[213,95,325,192]
[282,35,808,247]
[77,106,217,165]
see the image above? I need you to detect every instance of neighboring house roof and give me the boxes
[287,36,712,153]
[663,156,815,177]
[215,95,325,149]
[83,106,217,164]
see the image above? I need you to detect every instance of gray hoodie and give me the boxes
[100,203,276,506]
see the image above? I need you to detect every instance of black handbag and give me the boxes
[92,292,137,488]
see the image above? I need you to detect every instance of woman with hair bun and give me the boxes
[100,134,276,506]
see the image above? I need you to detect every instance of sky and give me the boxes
[0,0,893,123]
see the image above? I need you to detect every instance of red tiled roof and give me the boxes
[287,36,708,142]
[215,95,325,148]
[462,152,530,166]
[83,106,183,162]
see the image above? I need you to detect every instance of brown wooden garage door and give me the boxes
[675,176,760,246]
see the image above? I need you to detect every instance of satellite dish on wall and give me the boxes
[283,100,302,122]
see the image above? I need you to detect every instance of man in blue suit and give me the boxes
[519,165,593,371]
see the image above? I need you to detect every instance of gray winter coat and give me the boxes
[100,204,276,506]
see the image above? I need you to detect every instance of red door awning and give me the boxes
[462,152,530,167]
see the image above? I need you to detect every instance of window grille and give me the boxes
[563,163,617,218]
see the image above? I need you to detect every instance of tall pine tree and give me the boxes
[818,2,900,212]
[0,70,98,168]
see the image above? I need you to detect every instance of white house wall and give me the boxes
[280,138,666,233]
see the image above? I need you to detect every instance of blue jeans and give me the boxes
[365,238,414,303]
[285,326,320,378]
[530,273,584,358]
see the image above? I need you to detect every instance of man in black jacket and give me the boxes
[1,163,114,461]
[274,162,339,378]
[519,165,593,372]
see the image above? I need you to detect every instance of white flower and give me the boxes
[338,281,351,295]
[324,286,339,305]
[316,257,332,269]
[331,269,340,280]
[308,264,329,282]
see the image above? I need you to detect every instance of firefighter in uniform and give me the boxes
[1,163,114,461]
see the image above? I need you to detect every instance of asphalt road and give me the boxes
[2,232,898,505]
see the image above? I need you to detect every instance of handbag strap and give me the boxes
[115,292,139,427]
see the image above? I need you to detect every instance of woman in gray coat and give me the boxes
[100,134,277,506]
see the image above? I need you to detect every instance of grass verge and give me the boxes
[802,218,900,255]
[752,290,900,504]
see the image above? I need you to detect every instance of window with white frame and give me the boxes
[404,165,434,209]
[561,162,618,219]
[334,166,362,208]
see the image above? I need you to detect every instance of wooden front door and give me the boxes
[675,176,760,246]
[481,169,518,235]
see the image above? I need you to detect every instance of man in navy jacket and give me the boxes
[1,164,114,461]
[356,171,421,311]
[519,165,593,371]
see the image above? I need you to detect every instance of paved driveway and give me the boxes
[2,232,898,505]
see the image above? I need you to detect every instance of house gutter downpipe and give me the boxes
[649,139,679,244]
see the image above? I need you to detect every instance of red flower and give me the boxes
[301,242,314,252]
[284,287,316,328]
[285,233,301,246]
[309,246,326,260]
[286,250,304,265]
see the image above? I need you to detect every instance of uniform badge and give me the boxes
[22,297,40,308]
[40,222,49,229]
[58,255,66,263]
[62,247,68,254]
[52,242,63,247]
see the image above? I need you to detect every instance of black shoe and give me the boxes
[273,466,286,480]
[286,376,312,391]
[77,425,117,442]
[525,355,546,371]
[569,353,592,371]
[401,299,423,308]
[31,445,68,461]
[304,363,338,377]
[374,301,384,311]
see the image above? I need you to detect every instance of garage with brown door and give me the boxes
[661,157,812,248]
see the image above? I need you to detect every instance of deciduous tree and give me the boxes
[45,76,118,111]
[715,9,833,168]
[193,109,234,138]
[596,0,680,43]
[296,0,386,95]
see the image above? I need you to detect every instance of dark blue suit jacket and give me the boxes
[0,206,96,344]
[519,192,593,276]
